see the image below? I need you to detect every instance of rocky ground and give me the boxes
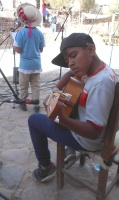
[0,67,119,200]
[0,26,119,200]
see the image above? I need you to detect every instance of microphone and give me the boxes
[15,19,22,29]
[70,5,74,9]
[69,5,74,10]
[17,21,21,27]
[13,18,22,27]
[4,99,39,105]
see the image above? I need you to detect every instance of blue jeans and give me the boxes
[51,23,56,32]
[28,113,86,166]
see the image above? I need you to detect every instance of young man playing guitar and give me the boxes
[28,33,117,182]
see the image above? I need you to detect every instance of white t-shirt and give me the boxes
[71,64,117,151]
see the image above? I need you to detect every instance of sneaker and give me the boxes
[19,103,27,111]
[34,106,40,113]
[32,162,56,182]
[64,147,76,163]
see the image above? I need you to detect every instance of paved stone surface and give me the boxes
[0,29,119,199]
[0,69,119,200]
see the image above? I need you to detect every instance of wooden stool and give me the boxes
[57,82,119,200]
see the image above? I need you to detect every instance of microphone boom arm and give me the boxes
[0,68,19,100]
[0,23,21,46]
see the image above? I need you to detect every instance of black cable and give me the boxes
[0,193,10,200]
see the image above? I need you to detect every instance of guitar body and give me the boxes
[46,77,84,121]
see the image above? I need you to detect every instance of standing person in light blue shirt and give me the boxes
[13,3,45,112]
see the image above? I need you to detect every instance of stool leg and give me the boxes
[96,167,108,200]
[80,154,86,166]
[57,143,65,189]
[116,165,119,186]
[0,193,10,200]
[0,161,3,168]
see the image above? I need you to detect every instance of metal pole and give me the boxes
[13,0,16,8]
[40,0,43,28]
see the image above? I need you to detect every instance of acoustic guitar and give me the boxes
[46,77,84,123]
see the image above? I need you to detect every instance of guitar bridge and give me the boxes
[46,93,59,106]
[61,93,72,101]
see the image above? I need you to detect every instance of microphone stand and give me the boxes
[12,22,19,96]
[0,193,10,200]
[13,48,19,94]
[0,24,20,101]
[0,68,19,100]
[52,7,73,81]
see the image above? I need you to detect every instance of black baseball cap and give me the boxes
[52,33,95,68]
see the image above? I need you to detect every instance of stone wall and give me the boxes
[0,11,18,49]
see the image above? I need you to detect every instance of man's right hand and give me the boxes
[43,95,50,111]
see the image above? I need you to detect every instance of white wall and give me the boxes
[1,0,13,10]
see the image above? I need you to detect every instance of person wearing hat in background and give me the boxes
[28,33,117,182]
[13,3,45,112]
[51,13,57,32]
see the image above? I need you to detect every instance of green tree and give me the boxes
[109,0,119,14]
[49,0,67,9]
[78,0,96,13]
[47,0,99,15]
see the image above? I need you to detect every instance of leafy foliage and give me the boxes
[48,0,100,14]
[109,0,119,14]
[78,0,96,13]
[47,0,119,15]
